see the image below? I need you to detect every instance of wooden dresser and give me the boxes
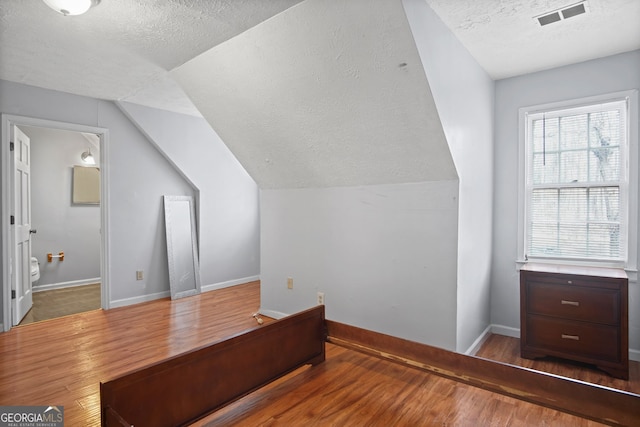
[520,263,628,379]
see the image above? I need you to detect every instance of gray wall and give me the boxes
[25,126,101,288]
[491,50,640,355]
[259,0,494,353]
[116,102,260,289]
[404,0,495,353]
[261,182,459,350]
[0,79,260,316]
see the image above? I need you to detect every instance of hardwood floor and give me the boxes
[475,333,640,395]
[195,343,602,427]
[0,282,604,426]
[19,283,101,326]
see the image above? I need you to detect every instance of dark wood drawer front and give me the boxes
[527,282,619,325]
[526,315,620,362]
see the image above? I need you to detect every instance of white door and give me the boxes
[11,125,33,325]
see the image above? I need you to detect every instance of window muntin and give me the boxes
[525,100,627,263]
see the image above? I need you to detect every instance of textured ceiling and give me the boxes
[1,0,637,189]
[426,0,640,79]
[173,0,456,189]
[0,0,303,116]
[1,0,637,115]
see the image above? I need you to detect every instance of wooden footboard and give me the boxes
[100,305,325,427]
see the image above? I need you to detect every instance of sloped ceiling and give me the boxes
[173,0,456,189]
[0,0,303,116]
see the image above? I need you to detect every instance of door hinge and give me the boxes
[11,290,16,299]
[10,215,15,225]
[10,142,14,151]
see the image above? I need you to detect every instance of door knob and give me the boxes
[29,229,37,234]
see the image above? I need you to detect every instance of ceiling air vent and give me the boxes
[535,1,588,26]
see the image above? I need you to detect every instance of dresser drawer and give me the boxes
[526,282,619,325]
[526,315,620,362]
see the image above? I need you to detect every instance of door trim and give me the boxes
[1,114,111,331]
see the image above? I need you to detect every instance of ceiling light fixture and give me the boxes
[81,149,96,165]
[42,0,101,16]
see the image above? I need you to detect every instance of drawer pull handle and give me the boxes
[561,300,579,306]
[561,334,580,341]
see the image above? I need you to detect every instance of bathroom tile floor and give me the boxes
[18,283,101,326]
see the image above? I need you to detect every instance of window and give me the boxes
[519,92,638,268]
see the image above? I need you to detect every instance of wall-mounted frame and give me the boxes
[72,165,100,204]
[163,195,201,300]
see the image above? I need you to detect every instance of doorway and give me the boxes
[19,125,101,325]
[1,115,110,331]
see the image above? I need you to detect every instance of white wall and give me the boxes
[261,182,459,350]
[258,0,495,352]
[116,102,260,289]
[491,50,640,354]
[0,80,258,316]
[25,126,101,288]
[403,0,495,353]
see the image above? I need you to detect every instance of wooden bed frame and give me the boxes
[100,305,326,427]
[101,302,638,426]
[326,320,640,427]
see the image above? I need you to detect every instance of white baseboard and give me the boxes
[108,276,260,309]
[464,325,492,355]
[490,324,520,338]
[110,290,171,308]
[630,348,640,363]
[33,277,101,293]
[201,275,260,293]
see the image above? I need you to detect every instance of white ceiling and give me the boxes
[173,0,457,188]
[0,0,304,116]
[427,0,640,80]
[1,0,637,116]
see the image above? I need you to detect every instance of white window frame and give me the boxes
[517,90,638,279]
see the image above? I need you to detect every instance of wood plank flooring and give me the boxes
[0,282,604,426]
[475,333,640,395]
[194,343,602,427]
[20,283,101,325]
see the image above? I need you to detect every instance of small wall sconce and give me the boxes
[81,148,96,165]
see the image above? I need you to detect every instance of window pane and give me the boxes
[589,146,619,182]
[560,150,588,183]
[531,189,557,221]
[532,153,559,184]
[559,188,587,222]
[590,110,621,147]
[532,117,558,152]
[589,187,619,222]
[559,224,587,257]
[588,224,620,259]
[560,114,588,150]
[529,223,559,256]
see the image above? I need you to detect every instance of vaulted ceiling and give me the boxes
[1,0,638,188]
[172,0,455,188]
[0,0,304,116]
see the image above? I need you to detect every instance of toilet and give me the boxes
[30,257,40,283]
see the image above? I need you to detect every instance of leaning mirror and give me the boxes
[163,195,201,300]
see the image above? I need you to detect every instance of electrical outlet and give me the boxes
[317,292,325,305]
[136,270,144,281]
[287,277,293,289]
